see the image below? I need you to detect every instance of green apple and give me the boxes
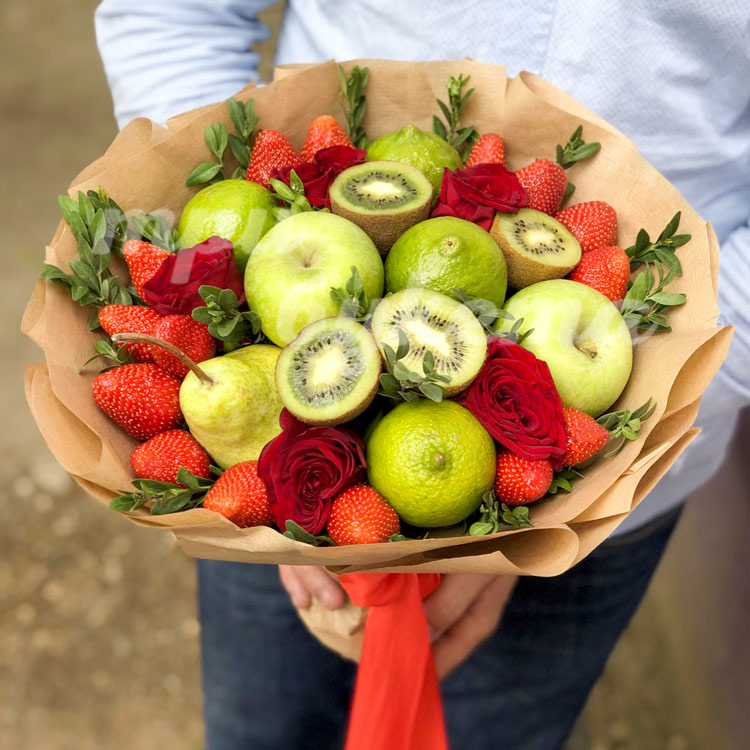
[245,212,384,346]
[501,279,633,416]
[177,179,276,272]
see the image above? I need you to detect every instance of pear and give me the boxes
[179,344,283,468]
[112,334,282,469]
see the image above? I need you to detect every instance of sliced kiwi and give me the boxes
[490,208,581,289]
[371,288,487,396]
[329,161,433,255]
[275,316,381,426]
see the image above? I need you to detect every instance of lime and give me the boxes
[385,216,508,308]
[178,179,276,272]
[367,125,461,194]
[366,400,496,527]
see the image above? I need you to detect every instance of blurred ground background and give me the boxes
[2,1,748,748]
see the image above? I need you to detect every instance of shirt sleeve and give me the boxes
[94,0,280,129]
[702,216,750,420]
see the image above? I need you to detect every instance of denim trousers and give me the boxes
[197,505,682,750]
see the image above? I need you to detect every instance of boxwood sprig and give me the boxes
[378,329,451,403]
[556,126,601,200]
[186,97,260,186]
[469,491,533,535]
[596,398,656,457]
[433,74,478,155]
[330,266,371,321]
[191,285,265,351]
[339,64,369,149]
[109,467,215,515]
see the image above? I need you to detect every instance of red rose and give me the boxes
[257,409,367,534]
[431,163,528,230]
[459,338,566,468]
[142,236,244,316]
[271,146,366,208]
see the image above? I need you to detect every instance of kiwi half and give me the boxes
[275,316,381,426]
[371,288,487,396]
[490,208,581,289]
[329,161,433,255]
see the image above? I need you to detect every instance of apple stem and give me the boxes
[111,333,214,386]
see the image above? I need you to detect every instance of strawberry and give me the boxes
[98,304,161,362]
[493,453,553,506]
[568,245,630,302]
[203,461,273,528]
[92,363,182,440]
[327,485,401,545]
[515,158,567,214]
[130,429,211,484]
[555,201,617,253]
[465,133,506,167]
[562,407,610,466]
[122,240,171,298]
[301,115,353,161]
[246,129,303,188]
[152,315,216,379]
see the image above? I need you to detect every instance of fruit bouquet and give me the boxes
[24,60,730,662]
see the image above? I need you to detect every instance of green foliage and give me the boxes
[548,466,584,495]
[186,97,260,186]
[42,190,141,314]
[109,468,214,515]
[269,169,320,221]
[191,285,265,351]
[469,490,533,535]
[621,261,686,332]
[282,520,333,546]
[338,64,369,149]
[555,125,601,200]
[597,398,656,457]
[80,338,135,373]
[433,74,478,156]
[330,266,371,321]
[378,329,451,403]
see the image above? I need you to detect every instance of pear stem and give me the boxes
[111,333,214,385]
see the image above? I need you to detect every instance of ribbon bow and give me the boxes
[339,572,447,750]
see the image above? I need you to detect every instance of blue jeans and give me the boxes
[198,505,682,750]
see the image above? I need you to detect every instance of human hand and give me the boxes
[424,573,517,679]
[278,565,347,610]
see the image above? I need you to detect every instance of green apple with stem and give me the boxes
[245,212,384,346]
[499,279,633,416]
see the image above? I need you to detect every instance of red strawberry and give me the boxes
[555,201,617,253]
[130,429,211,484]
[301,115,353,161]
[203,461,273,528]
[327,485,401,545]
[515,158,567,214]
[493,453,553,506]
[92,363,182,440]
[98,304,161,362]
[562,407,610,466]
[465,133,506,167]
[569,245,630,302]
[152,315,216,379]
[246,130,303,188]
[123,240,171,298]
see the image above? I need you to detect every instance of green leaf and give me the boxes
[649,291,686,306]
[418,382,444,402]
[282,520,332,547]
[186,161,223,187]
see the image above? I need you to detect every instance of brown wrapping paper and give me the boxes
[22,60,731,657]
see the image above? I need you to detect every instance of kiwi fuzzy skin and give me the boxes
[489,212,581,289]
[329,161,433,255]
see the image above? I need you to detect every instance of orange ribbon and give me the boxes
[339,572,447,750]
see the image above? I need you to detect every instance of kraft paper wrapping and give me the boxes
[22,60,731,658]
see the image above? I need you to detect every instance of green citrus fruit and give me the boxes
[367,125,461,194]
[177,179,276,272]
[385,216,508,308]
[366,399,496,527]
